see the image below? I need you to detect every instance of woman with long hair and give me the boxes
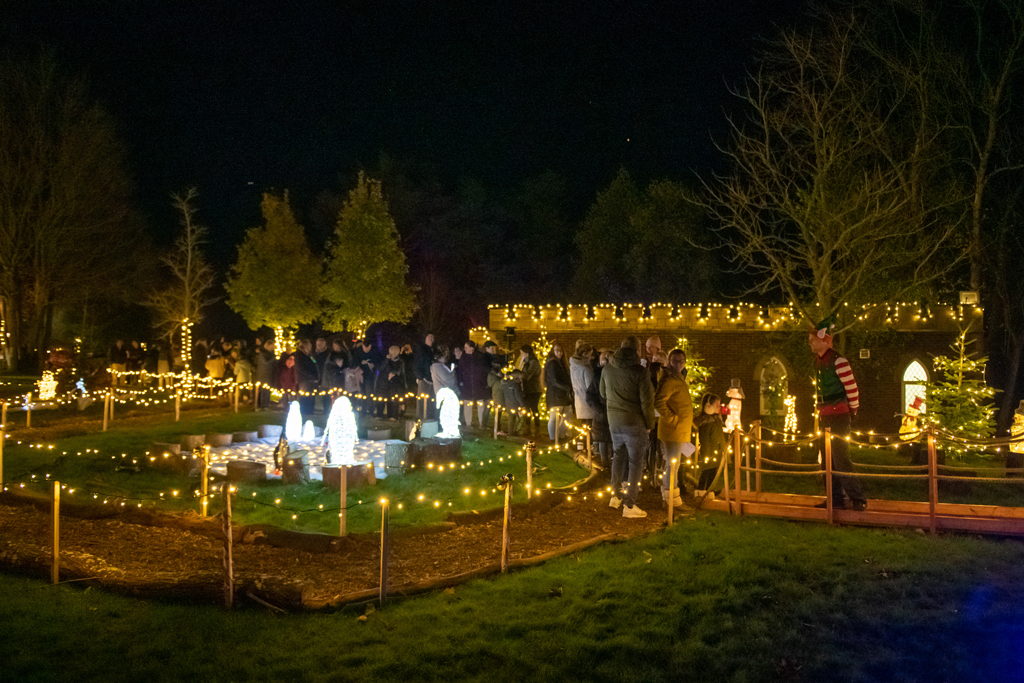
[544,342,573,441]
[518,343,542,434]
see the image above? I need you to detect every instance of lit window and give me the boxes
[902,361,927,413]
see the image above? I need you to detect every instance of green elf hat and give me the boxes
[811,313,838,344]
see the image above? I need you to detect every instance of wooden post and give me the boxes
[1,400,6,429]
[668,458,677,527]
[102,393,109,432]
[221,484,233,608]
[51,481,60,584]
[744,429,751,492]
[493,406,501,439]
[200,445,210,517]
[0,424,4,488]
[338,465,348,537]
[755,420,762,495]
[25,393,31,429]
[733,428,743,515]
[722,437,731,513]
[928,426,938,535]
[586,429,593,475]
[824,428,834,525]
[554,410,560,450]
[108,391,114,422]
[379,499,389,606]
[175,391,181,422]
[526,442,534,499]
[234,383,239,413]
[500,476,513,573]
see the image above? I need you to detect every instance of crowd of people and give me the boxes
[105,316,865,520]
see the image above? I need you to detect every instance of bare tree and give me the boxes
[706,9,968,331]
[145,189,218,351]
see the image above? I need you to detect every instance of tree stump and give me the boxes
[384,441,409,473]
[403,419,420,441]
[323,463,376,489]
[233,431,258,443]
[258,424,283,439]
[367,428,392,441]
[206,433,233,447]
[152,442,181,455]
[282,451,310,485]
[227,460,267,483]
[405,437,462,470]
[179,434,205,451]
[420,420,439,438]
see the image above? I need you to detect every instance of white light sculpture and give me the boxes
[321,396,357,464]
[301,420,316,441]
[285,402,303,442]
[436,387,461,439]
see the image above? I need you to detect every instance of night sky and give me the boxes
[2,0,815,268]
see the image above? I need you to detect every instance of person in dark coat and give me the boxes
[293,339,319,419]
[109,339,128,386]
[544,342,573,441]
[518,344,542,434]
[413,333,435,419]
[458,341,490,428]
[374,345,406,419]
[276,353,298,404]
[586,348,613,470]
[351,339,380,414]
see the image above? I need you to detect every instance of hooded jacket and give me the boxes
[599,347,655,429]
[569,355,596,420]
[655,371,693,442]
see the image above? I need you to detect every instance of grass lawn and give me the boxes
[3,513,1024,683]
[5,407,1024,682]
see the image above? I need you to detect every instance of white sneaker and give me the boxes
[608,496,622,509]
[622,505,647,519]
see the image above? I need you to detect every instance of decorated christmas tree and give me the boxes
[924,325,997,456]
[676,337,713,407]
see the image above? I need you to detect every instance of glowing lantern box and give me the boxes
[404,437,462,470]
[322,463,376,489]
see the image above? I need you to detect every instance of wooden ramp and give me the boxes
[704,491,1024,536]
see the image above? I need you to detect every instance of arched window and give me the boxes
[760,357,788,418]
[902,360,928,413]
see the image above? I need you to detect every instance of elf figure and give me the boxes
[809,313,867,511]
[724,378,744,435]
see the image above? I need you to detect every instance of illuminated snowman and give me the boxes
[724,378,744,434]
[1012,400,1024,456]
[321,396,358,465]
[435,387,461,439]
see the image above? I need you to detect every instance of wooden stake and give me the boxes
[339,465,348,537]
[0,425,4,488]
[493,406,500,439]
[526,442,534,499]
[222,484,233,608]
[109,391,114,422]
[200,446,210,517]
[744,430,751,492]
[733,428,743,515]
[51,480,60,584]
[501,477,513,573]
[722,437,731,513]
[824,427,834,525]
[755,420,762,495]
[1,400,6,430]
[668,458,677,526]
[379,499,389,606]
[234,383,240,413]
[102,393,109,432]
[586,429,593,475]
[928,426,938,535]
[554,410,560,450]
[25,393,31,429]
[175,391,181,422]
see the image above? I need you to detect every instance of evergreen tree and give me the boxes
[225,192,320,331]
[924,325,997,456]
[677,337,713,408]
[321,173,416,335]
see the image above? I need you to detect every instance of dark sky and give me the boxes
[2,0,812,265]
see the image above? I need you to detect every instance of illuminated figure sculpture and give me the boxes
[285,401,303,442]
[301,420,316,441]
[1011,401,1024,456]
[321,396,358,465]
[724,378,744,434]
[435,387,461,439]
[899,396,924,441]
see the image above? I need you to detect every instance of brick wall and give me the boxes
[470,303,981,434]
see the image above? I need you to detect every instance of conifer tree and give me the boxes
[225,192,320,332]
[924,325,997,456]
[321,173,415,335]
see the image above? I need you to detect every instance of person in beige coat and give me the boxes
[655,348,694,507]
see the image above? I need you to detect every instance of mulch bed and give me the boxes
[0,485,687,610]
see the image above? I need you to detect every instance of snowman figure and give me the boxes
[724,378,744,435]
[436,387,462,439]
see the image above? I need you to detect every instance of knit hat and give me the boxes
[811,313,838,344]
[907,396,924,413]
[726,378,745,400]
